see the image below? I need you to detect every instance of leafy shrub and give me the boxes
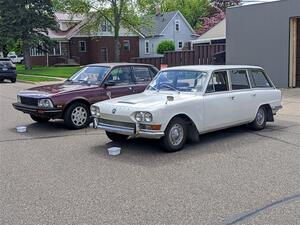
[156,40,175,54]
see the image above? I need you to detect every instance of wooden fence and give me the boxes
[131,44,226,69]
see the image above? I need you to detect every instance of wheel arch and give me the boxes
[63,98,91,117]
[167,113,200,142]
[258,103,274,122]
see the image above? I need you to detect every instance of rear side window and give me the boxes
[249,70,272,88]
[229,70,250,90]
[206,71,229,93]
[133,66,152,83]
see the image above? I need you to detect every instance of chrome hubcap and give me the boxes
[71,106,87,126]
[169,124,184,146]
[256,108,265,126]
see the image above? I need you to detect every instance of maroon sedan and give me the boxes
[13,63,158,129]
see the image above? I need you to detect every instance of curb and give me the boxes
[16,80,36,84]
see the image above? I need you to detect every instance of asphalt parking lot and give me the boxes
[0,81,300,225]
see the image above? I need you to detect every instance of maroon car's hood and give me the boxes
[19,83,98,97]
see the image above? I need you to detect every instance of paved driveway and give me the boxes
[0,82,299,225]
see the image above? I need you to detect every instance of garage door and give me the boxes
[296,18,300,87]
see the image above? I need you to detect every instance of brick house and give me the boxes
[30,13,139,66]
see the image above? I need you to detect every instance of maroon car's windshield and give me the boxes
[69,66,109,84]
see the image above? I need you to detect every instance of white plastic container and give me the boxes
[16,126,27,133]
[107,147,121,156]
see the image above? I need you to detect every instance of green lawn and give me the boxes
[17,74,61,82]
[17,65,81,78]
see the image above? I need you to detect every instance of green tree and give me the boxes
[58,0,141,62]
[157,40,175,54]
[0,0,57,69]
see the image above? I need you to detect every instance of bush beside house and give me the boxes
[157,40,175,54]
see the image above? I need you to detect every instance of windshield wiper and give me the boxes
[159,83,180,93]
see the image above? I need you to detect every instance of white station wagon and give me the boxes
[91,65,282,152]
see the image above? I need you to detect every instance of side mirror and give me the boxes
[105,80,116,87]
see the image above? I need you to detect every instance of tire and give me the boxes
[11,78,16,83]
[64,102,90,129]
[249,106,267,131]
[30,115,50,123]
[160,117,187,152]
[106,131,129,142]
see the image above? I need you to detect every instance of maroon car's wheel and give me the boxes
[64,102,90,129]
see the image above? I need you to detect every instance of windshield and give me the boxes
[69,66,109,84]
[147,70,208,92]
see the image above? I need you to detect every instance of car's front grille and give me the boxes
[98,118,135,129]
[20,97,38,106]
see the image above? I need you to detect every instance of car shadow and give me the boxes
[10,120,96,139]
[0,80,14,84]
[89,125,257,168]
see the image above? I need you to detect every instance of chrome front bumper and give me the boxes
[272,105,283,114]
[93,118,164,139]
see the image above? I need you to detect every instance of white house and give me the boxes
[138,10,198,58]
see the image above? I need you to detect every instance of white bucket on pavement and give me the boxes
[107,147,121,156]
[16,126,27,133]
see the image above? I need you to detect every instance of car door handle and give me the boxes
[252,93,257,97]
[230,96,236,100]
[129,87,133,90]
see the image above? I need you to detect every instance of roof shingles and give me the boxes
[139,11,178,37]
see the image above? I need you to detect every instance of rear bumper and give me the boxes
[12,103,62,118]
[93,118,164,139]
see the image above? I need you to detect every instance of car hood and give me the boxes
[101,91,195,109]
[19,83,98,98]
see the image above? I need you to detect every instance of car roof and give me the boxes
[161,65,263,72]
[86,62,155,68]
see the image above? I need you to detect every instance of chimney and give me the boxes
[155,5,161,16]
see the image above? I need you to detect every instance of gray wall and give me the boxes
[226,0,300,88]
[139,13,197,58]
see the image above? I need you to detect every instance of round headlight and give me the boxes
[91,105,100,117]
[144,112,153,122]
[135,112,143,122]
[91,105,97,116]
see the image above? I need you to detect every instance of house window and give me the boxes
[175,20,180,31]
[49,42,62,56]
[178,41,183,49]
[30,48,44,56]
[123,40,130,52]
[101,21,112,32]
[145,40,150,54]
[79,41,86,52]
